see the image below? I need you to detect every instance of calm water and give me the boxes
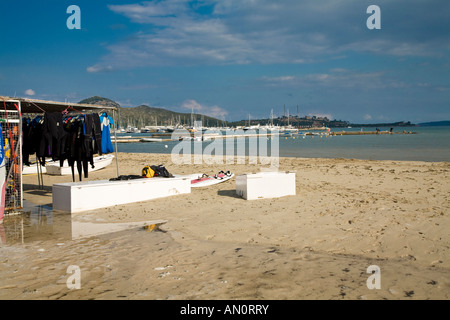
[115,126,450,162]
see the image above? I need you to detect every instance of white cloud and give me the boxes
[25,89,35,96]
[86,0,450,71]
[330,68,349,73]
[309,74,330,81]
[87,65,114,73]
[364,114,373,120]
[260,71,386,90]
[181,99,228,118]
[108,1,189,25]
[262,76,295,82]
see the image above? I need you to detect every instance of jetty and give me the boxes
[113,137,142,143]
[112,129,417,143]
[328,130,417,136]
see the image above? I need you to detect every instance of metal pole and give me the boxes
[18,101,23,209]
[113,109,120,177]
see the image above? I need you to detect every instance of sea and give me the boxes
[114,126,450,163]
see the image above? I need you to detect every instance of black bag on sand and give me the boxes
[150,165,173,178]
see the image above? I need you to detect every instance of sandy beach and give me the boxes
[0,152,449,300]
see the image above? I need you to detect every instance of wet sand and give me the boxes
[0,153,449,300]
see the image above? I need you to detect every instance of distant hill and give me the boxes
[418,120,450,126]
[79,96,120,109]
[227,116,350,128]
[78,96,226,128]
[78,96,417,129]
[226,117,414,128]
[349,121,414,128]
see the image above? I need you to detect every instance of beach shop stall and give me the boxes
[0,96,119,216]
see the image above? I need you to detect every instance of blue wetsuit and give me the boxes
[99,113,114,154]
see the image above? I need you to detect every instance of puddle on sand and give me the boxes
[1,201,167,245]
[1,201,72,245]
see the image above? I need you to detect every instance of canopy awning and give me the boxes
[0,96,121,177]
[1,96,118,114]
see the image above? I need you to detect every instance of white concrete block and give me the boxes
[236,171,296,200]
[52,177,191,213]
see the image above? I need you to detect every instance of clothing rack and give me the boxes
[0,97,120,214]
[23,110,116,184]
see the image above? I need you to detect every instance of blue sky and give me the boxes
[1,0,449,123]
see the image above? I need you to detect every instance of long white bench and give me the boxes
[52,177,191,213]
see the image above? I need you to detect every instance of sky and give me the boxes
[1,0,449,123]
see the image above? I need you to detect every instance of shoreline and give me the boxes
[0,153,448,300]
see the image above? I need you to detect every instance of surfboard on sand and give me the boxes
[0,128,6,224]
[175,171,234,188]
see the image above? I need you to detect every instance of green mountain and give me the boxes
[78,96,226,128]
[79,96,120,109]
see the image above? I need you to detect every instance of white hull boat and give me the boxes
[140,138,164,142]
[23,154,115,176]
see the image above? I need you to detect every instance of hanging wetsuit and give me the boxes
[99,112,114,154]
[83,114,102,155]
[80,114,102,180]
[38,112,66,165]
[22,117,34,166]
[65,116,85,182]
[23,116,44,166]
[92,113,103,155]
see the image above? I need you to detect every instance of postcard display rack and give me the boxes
[0,105,23,211]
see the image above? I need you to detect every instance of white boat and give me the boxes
[126,127,138,133]
[140,138,164,142]
[23,159,52,175]
[23,154,115,176]
[178,136,203,141]
[46,154,115,176]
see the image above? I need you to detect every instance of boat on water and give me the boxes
[179,136,203,141]
[126,127,139,133]
[140,138,165,142]
[23,154,115,176]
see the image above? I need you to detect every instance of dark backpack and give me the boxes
[150,165,173,178]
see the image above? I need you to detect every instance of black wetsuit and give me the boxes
[37,112,66,165]
[62,114,103,182]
